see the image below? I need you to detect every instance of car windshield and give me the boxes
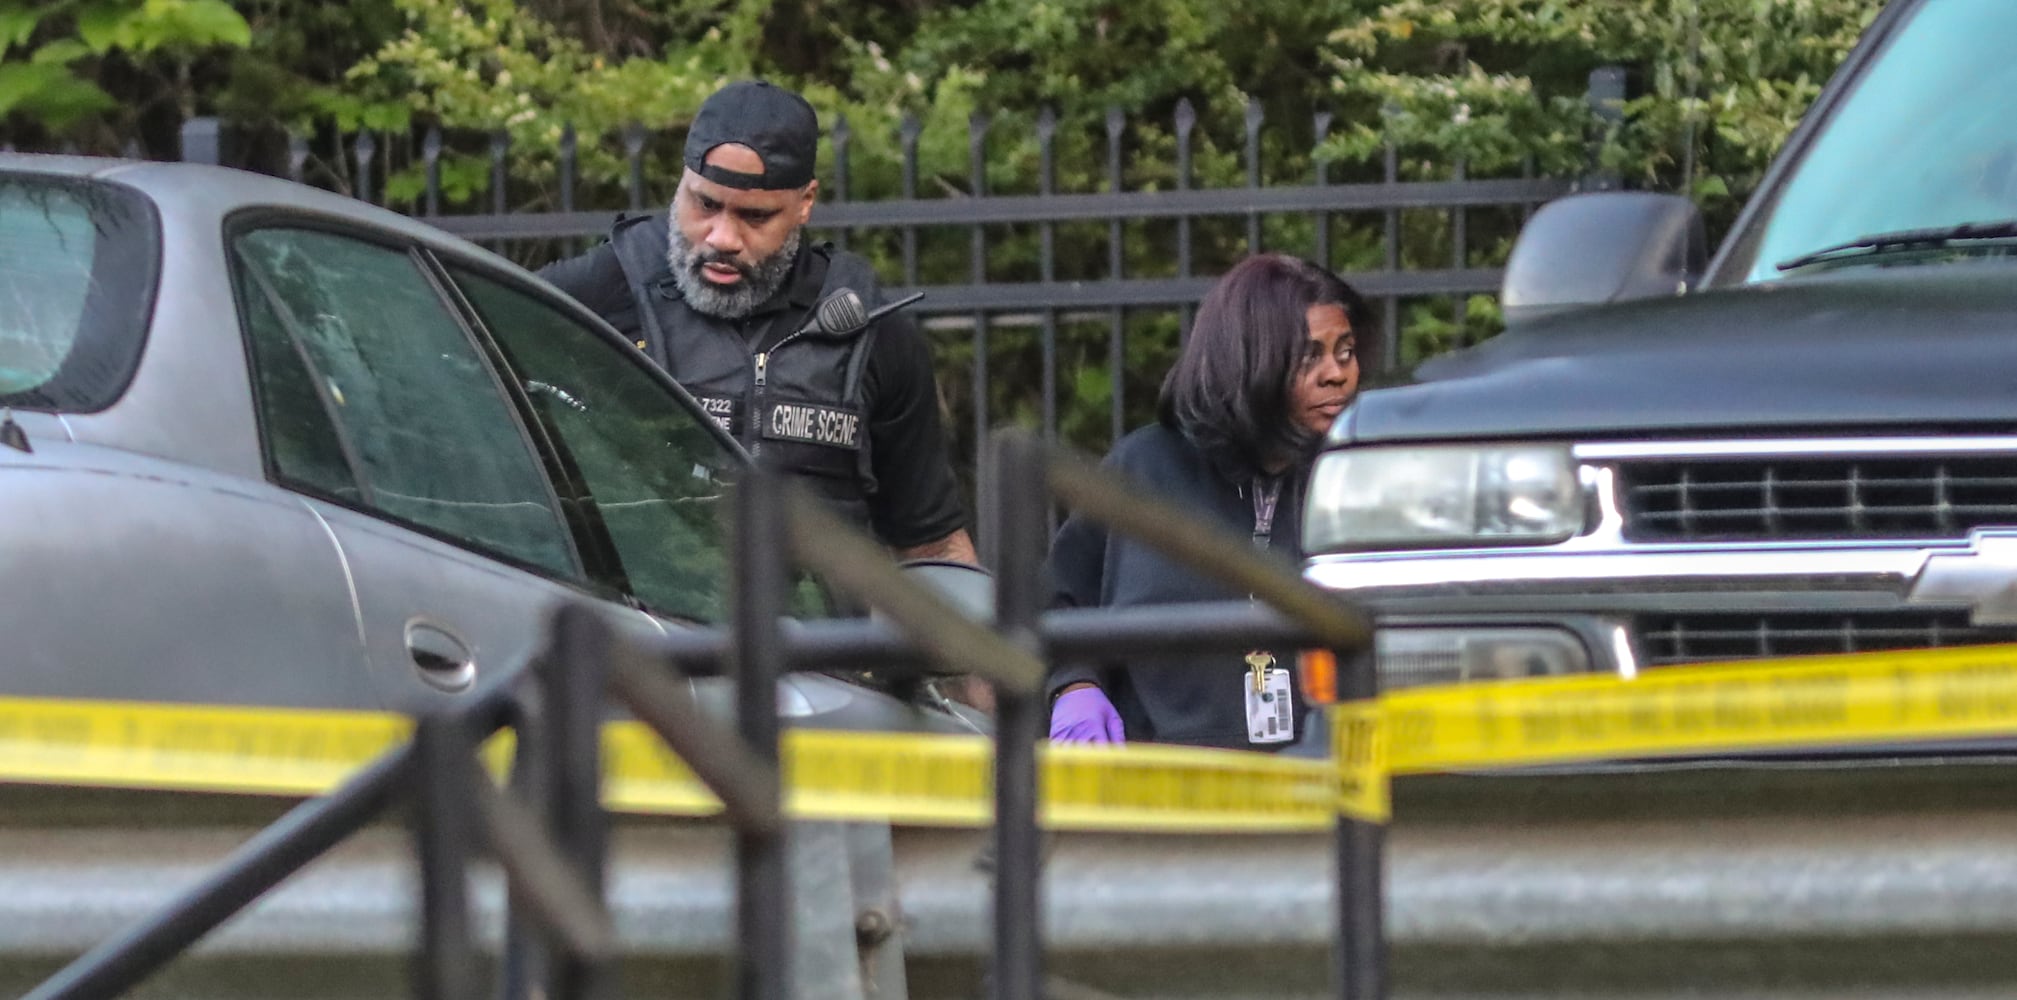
[1728,0,2017,284]
[0,172,158,410]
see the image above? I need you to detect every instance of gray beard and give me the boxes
[666,215,801,320]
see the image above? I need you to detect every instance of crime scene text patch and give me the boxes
[763,401,862,449]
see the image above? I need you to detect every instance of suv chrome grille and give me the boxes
[1618,456,2017,541]
[1638,611,2017,667]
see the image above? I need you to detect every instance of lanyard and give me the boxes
[1250,477,1283,550]
[1246,477,1287,698]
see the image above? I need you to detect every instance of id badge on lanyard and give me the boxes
[1243,477,1293,744]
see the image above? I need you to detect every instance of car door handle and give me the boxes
[405,620,476,692]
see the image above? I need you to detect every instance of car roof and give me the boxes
[0,152,127,177]
[0,152,531,275]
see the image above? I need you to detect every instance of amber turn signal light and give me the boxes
[1297,649,1339,705]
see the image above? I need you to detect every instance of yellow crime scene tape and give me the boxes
[6,642,2017,830]
[0,695,1336,832]
[603,724,1337,832]
[1327,640,2017,822]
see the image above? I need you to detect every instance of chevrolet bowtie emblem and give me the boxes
[1908,534,2017,625]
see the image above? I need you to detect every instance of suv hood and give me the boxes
[1343,263,2017,444]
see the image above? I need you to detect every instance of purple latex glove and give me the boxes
[1049,686,1125,744]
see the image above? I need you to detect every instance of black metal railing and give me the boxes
[23,427,1379,1000]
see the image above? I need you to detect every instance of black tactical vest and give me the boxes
[607,214,882,528]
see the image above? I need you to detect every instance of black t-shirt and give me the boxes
[537,232,967,550]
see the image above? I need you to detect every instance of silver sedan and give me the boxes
[0,152,976,732]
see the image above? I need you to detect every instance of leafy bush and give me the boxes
[0,0,1884,460]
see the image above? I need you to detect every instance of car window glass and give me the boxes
[0,182,92,394]
[233,228,576,578]
[236,279,362,503]
[1738,0,2017,282]
[0,174,157,410]
[450,267,744,623]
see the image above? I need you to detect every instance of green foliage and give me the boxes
[74,0,249,50]
[0,0,251,125]
[0,0,1887,460]
[0,60,111,121]
[219,0,406,129]
[340,0,758,197]
[329,0,1884,458]
[0,0,414,161]
[1325,0,1880,197]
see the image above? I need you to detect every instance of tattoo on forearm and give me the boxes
[895,528,979,565]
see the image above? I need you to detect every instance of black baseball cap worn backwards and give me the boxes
[683,80,820,191]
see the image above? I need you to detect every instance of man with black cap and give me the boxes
[539,80,977,567]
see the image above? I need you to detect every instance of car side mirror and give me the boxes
[1500,192,1707,327]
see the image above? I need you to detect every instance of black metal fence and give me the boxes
[169,74,1622,457]
[22,429,1377,1000]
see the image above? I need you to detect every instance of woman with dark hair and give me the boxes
[1045,253,1370,748]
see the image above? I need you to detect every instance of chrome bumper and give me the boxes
[1305,544,1938,604]
[1301,436,2017,682]
[1304,530,2017,679]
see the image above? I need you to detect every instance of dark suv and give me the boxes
[1301,0,2017,688]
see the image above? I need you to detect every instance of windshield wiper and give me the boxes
[1776,219,2017,272]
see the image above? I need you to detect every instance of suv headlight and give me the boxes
[1304,444,1582,552]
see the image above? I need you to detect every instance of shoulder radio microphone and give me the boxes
[797,289,927,337]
